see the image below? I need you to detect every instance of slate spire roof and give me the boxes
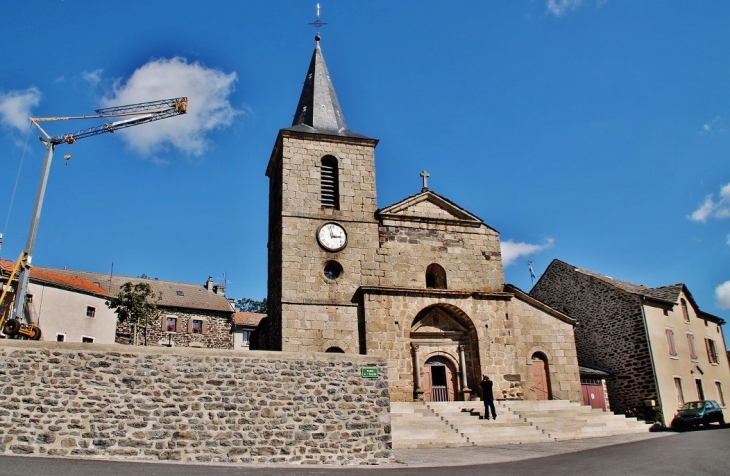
[285,37,371,139]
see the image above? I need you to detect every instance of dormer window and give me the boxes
[176,290,184,296]
[320,156,339,209]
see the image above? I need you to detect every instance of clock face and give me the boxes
[317,222,347,252]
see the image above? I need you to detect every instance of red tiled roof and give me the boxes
[0,259,110,298]
[233,312,266,327]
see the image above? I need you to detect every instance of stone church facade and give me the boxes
[263,36,582,403]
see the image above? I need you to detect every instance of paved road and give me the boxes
[0,427,728,475]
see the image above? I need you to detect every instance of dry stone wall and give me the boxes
[0,341,391,465]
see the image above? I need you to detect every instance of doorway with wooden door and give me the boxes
[531,352,551,400]
[423,356,458,402]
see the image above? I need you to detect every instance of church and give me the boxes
[261,34,582,404]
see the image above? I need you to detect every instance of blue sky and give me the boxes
[1,1,729,332]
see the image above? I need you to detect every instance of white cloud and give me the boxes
[715,281,730,309]
[546,0,584,17]
[689,183,730,222]
[0,87,41,131]
[699,116,727,136]
[500,238,554,267]
[101,57,240,157]
[82,69,104,87]
[546,0,608,17]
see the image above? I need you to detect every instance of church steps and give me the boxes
[391,400,652,448]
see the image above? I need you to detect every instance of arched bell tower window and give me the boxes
[320,155,340,209]
[426,263,447,289]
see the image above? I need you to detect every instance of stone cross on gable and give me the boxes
[420,170,430,192]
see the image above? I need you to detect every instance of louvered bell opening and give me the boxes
[320,158,339,209]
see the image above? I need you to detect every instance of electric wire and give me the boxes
[1,122,33,255]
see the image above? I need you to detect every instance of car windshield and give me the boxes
[680,402,704,410]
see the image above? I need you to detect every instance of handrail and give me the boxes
[528,386,561,400]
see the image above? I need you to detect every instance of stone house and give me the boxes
[262,36,583,403]
[49,269,235,349]
[1,259,116,343]
[530,259,730,424]
[232,311,266,351]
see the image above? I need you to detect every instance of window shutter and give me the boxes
[666,329,676,356]
[705,338,712,362]
[202,319,208,335]
[160,314,167,332]
[187,318,193,333]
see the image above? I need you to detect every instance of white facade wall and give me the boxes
[26,282,117,344]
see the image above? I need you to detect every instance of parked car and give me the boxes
[671,400,725,428]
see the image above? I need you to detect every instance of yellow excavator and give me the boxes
[1,97,187,340]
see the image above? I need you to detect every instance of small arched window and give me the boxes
[320,156,339,209]
[426,263,447,289]
[325,346,345,353]
[681,299,690,322]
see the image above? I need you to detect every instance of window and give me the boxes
[674,377,685,406]
[320,156,339,209]
[176,290,184,296]
[325,347,345,353]
[86,306,96,318]
[56,333,66,342]
[192,319,203,334]
[706,338,719,364]
[242,330,251,346]
[323,261,343,281]
[696,379,705,400]
[81,336,95,344]
[425,263,447,289]
[166,317,178,333]
[665,329,677,357]
[25,294,33,303]
[681,299,689,322]
[716,382,726,407]
[687,333,697,360]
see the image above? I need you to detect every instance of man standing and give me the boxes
[480,375,497,420]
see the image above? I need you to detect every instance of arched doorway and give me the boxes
[531,352,551,400]
[410,304,480,402]
[423,356,458,402]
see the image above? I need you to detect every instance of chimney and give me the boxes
[206,276,214,292]
[213,284,225,295]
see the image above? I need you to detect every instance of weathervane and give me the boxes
[309,3,327,40]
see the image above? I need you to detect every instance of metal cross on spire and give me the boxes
[420,170,430,192]
[309,3,327,40]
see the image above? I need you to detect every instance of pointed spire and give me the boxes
[290,39,349,134]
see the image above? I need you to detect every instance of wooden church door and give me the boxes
[532,355,551,400]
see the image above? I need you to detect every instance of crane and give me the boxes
[0,97,187,340]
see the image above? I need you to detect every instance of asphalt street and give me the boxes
[0,427,728,475]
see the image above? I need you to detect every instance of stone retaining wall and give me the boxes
[0,341,391,465]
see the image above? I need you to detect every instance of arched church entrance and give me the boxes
[423,356,458,402]
[410,304,480,402]
[531,352,552,400]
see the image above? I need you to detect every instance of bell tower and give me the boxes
[265,36,379,352]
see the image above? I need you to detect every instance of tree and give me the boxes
[236,297,267,314]
[106,282,161,346]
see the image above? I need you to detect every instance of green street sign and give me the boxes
[361,367,379,378]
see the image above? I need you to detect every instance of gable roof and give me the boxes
[0,259,110,298]
[233,312,266,327]
[504,283,576,325]
[283,38,372,140]
[44,268,233,314]
[377,190,493,230]
[541,259,725,325]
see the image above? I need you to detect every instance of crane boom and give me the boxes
[31,97,187,145]
[2,96,188,338]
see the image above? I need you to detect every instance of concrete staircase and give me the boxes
[390,400,652,449]
[500,400,652,440]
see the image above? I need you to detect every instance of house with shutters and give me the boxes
[1,259,116,344]
[530,259,730,425]
[49,269,235,349]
